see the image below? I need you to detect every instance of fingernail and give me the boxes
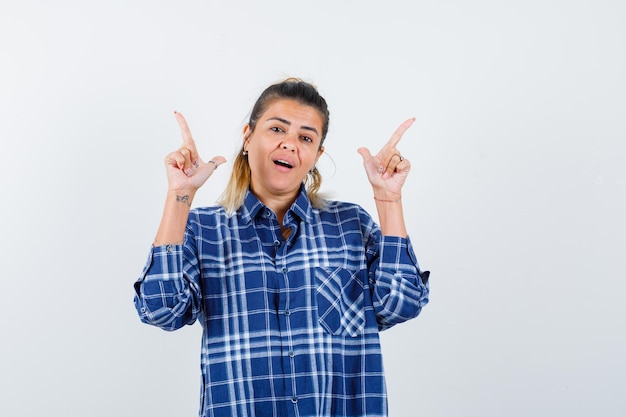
[377,166,383,173]
[186,169,192,176]
[193,160,199,168]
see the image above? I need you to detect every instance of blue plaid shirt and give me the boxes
[134,186,429,417]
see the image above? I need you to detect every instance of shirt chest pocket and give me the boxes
[315,266,366,337]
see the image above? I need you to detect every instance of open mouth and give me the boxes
[273,159,293,169]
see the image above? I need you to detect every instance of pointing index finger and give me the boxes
[386,117,416,148]
[174,110,198,153]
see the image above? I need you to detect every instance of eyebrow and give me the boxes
[268,117,319,136]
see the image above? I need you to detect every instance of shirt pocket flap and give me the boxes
[315,266,366,337]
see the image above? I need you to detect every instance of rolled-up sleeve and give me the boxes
[369,236,430,331]
[133,243,201,331]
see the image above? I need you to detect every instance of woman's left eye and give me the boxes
[300,136,312,143]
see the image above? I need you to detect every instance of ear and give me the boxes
[315,146,325,163]
[242,124,252,150]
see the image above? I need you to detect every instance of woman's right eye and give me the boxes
[270,126,284,133]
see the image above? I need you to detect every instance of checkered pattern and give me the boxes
[134,187,429,417]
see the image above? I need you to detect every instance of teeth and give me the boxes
[274,160,293,168]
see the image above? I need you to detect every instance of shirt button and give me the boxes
[284,309,290,316]
[288,351,295,358]
[291,397,298,404]
[281,267,288,273]
[273,240,280,247]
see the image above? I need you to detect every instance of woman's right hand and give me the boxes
[165,111,226,192]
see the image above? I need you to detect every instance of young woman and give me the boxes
[134,78,430,417]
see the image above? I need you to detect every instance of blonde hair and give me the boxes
[217,78,330,214]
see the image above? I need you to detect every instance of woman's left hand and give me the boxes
[358,117,414,200]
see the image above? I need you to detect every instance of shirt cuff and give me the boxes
[134,244,184,288]
[379,235,429,283]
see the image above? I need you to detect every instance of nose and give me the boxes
[281,137,297,152]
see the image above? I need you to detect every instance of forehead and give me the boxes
[260,99,324,129]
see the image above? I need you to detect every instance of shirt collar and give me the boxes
[240,184,313,224]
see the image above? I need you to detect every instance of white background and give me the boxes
[1,0,624,416]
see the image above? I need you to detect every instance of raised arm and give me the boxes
[153,111,226,246]
[357,118,415,237]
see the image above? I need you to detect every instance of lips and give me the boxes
[273,158,294,169]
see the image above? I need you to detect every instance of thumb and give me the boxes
[357,147,372,162]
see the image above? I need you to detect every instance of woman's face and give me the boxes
[243,99,325,204]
